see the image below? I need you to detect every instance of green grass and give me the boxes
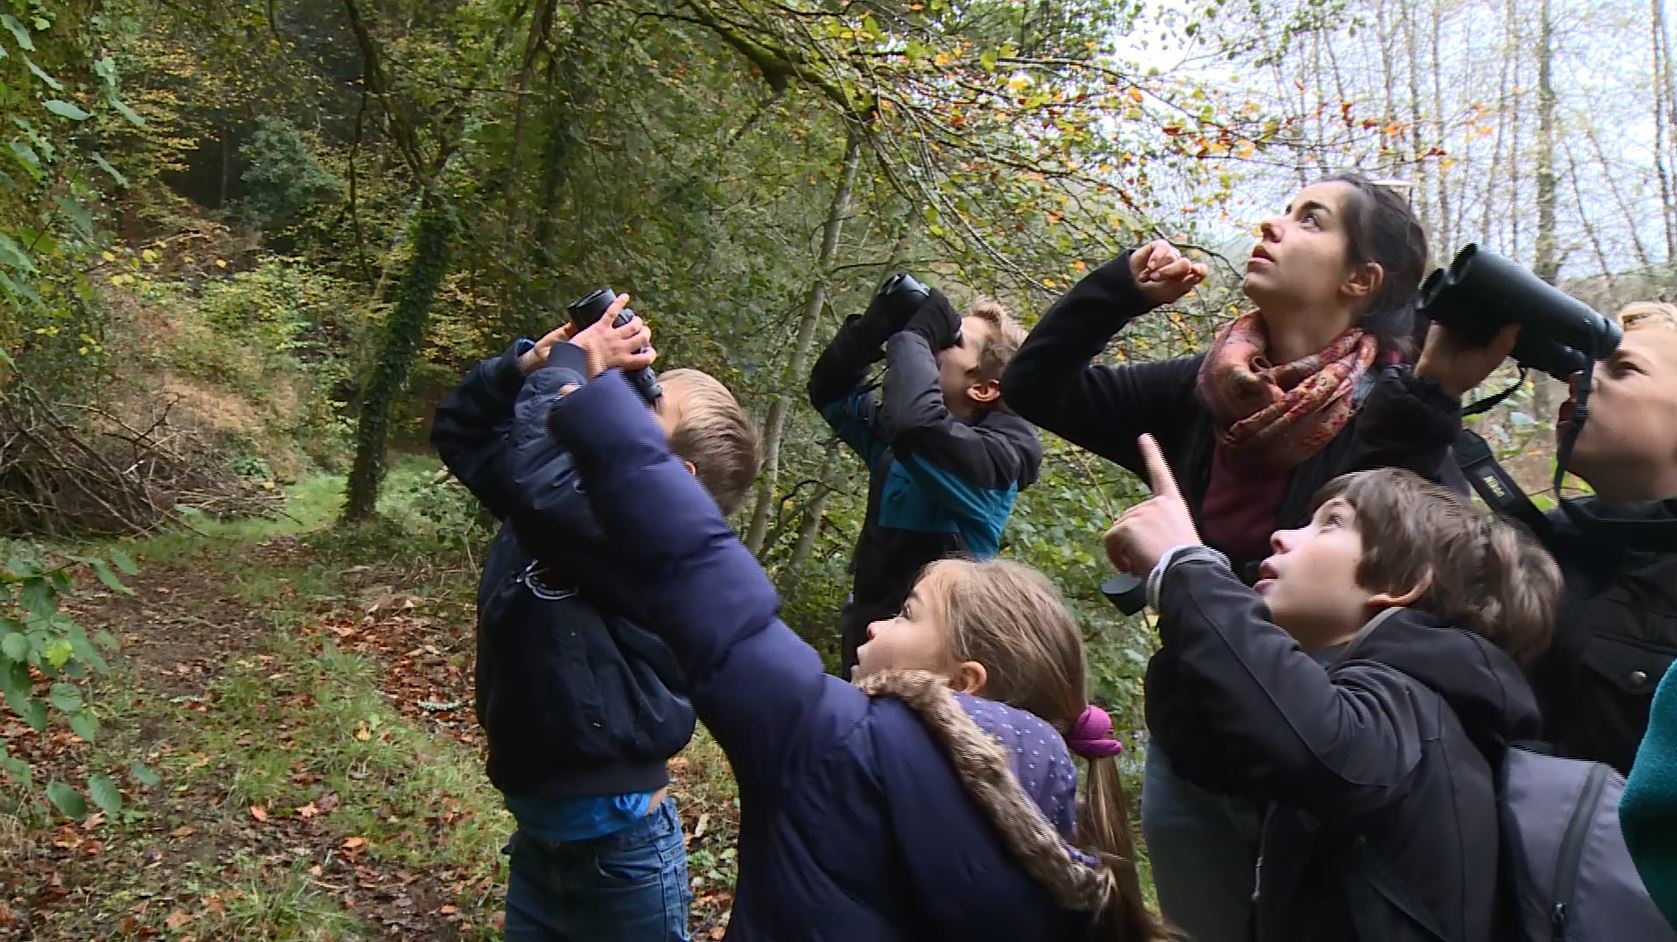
[3,457,519,939]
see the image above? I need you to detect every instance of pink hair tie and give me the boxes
[1067,705,1124,759]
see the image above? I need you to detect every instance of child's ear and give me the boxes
[683,460,697,478]
[951,660,989,697]
[1367,568,1432,611]
[967,378,1001,405]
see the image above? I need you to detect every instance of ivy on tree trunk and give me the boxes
[342,192,458,522]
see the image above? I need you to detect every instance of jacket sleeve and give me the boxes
[498,343,619,568]
[1145,554,1430,816]
[1621,659,1677,931]
[547,369,869,799]
[1341,367,1464,484]
[430,340,533,520]
[1000,253,1201,475]
[807,317,890,469]
[879,331,1032,546]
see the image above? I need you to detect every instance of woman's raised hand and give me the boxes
[1129,239,1208,306]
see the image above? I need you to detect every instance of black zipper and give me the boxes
[1550,762,1609,941]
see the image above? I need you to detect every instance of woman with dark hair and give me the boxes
[1003,172,1514,941]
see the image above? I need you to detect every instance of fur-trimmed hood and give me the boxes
[859,670,1113,914]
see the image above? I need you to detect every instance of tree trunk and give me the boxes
[779,210,913,589]
[1429,0,1452,252]
[1375,0,1399,163]
[1564,139,1615,295]
[1483,0,1515,241]
[1529,0,1561,433]
[744,129,863,555]
[220,127,232,209]
[1507,3,1525,258]
[1654,0,1677,264]
[780,439,843,594]
[1585,124,1653,271]
[502,0,558,200]
[1403,3,1432,240]
[343,193,458,522]
[1532,0,1559,284]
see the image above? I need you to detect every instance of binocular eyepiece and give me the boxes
[1416,244,1621,380]
[567,287,662,404]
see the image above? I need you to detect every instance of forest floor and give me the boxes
[0,463,741,941]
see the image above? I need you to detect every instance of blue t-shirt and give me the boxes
[505,791,655,842]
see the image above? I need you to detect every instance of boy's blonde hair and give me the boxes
[1619,301,1677,333]
[923,557,1171,942]
[662,369,760,517]
[1312,468,1561,665]
[966,299,1027,383]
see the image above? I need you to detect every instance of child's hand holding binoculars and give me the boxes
[519,292,657,380]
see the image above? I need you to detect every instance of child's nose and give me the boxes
[866,620,884,641]
[1270,528,1295,553]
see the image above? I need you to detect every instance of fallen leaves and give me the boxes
[248,805,268,823]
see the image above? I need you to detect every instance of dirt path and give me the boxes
[2,530,738,940]
[1,537,497,940]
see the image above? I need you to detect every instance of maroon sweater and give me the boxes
[1199,444,1291,569]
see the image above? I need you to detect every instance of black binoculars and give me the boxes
[877,272,931,319]
[567,287,661,404]
[1416,244,1621,380]
[874,272,961,347]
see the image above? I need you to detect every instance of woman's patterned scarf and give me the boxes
[1194,312,1378,472]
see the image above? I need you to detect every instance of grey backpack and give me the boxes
[1496,744,1673,941]
[1342,742,1672,941]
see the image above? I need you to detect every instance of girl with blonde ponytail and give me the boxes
[877,558,1170,942]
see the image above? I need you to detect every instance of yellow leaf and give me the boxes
[100,251,116,263]
[215,259,227,269]
[140,249,157,263]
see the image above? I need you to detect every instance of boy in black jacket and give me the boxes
[431,296,758,941]
[1107,436,1558,941]
[808,287,1042,674]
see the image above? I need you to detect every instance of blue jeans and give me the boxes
[1141,742,1262,942]
[503,796,692,942]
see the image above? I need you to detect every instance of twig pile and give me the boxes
[0,384,283,537]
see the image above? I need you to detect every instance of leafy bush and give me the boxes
[0,542,141,820]
[237,117,343,234]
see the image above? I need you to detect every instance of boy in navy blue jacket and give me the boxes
[808,286,1043,673]
[431,297,759,941]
